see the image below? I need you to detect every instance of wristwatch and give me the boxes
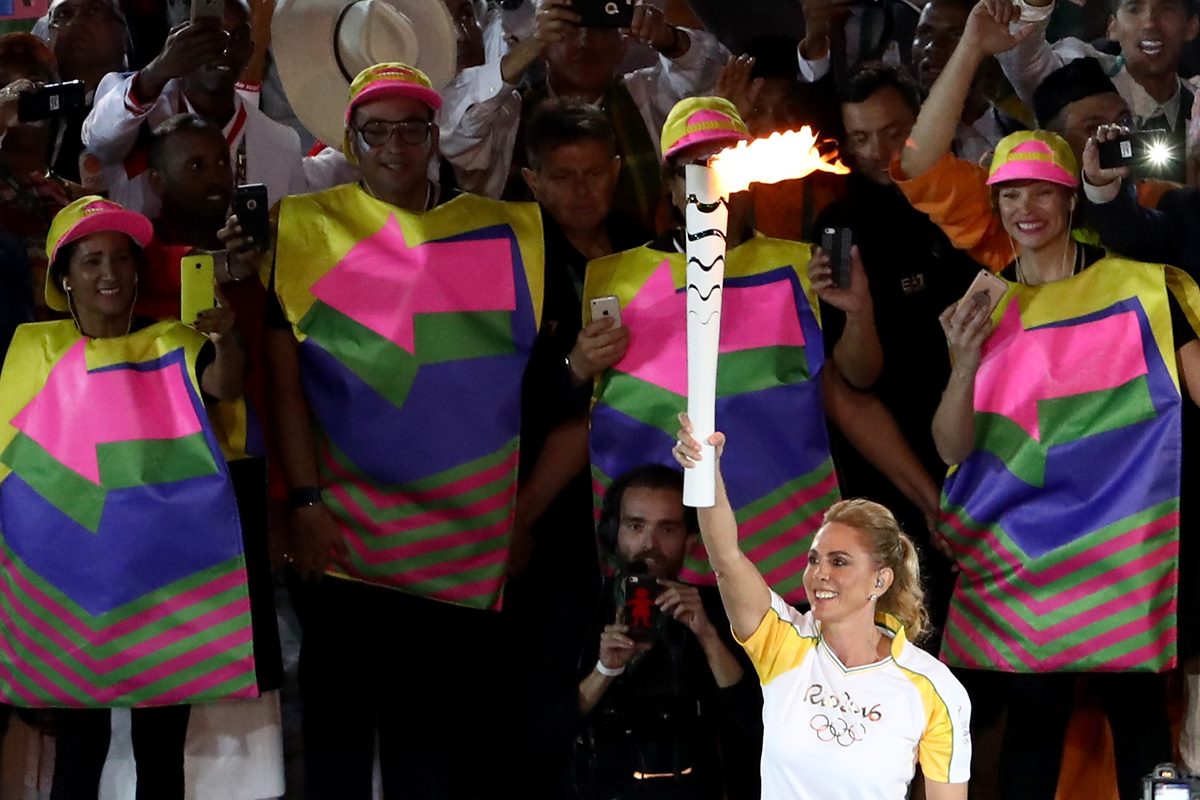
[288,486,324,510]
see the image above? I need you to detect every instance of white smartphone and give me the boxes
[589,295,622,326]
[190,0,223,22]
[961,269,1008,316]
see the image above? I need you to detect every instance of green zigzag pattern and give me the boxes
[938,500,1177,671]
[299,301,515,410]
[1,432,218,532]
[0,543,254,706]
[320,438,520,609]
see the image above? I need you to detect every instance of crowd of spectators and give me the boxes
[2,0,1200,797]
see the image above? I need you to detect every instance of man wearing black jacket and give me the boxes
[572,465,762,800]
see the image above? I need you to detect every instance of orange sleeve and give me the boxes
[890,153,1012,273]
[1136,178,1184,210]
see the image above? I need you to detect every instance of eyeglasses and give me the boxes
[355,119,433,148]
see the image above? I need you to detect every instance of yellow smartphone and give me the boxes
[180,254,215,326]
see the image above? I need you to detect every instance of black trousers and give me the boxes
[292,575,509,800]
[49,705,191,800]
[957,669,1171,800]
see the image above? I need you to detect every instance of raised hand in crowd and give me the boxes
[500,0,580,84]
[903,0,1033,179]
[657,580,717,641]
[135,18,231,100]
[623,1,688,56]
[193,283,245,401]
[1082,123,1134,188]
[0,78,35,135]
[191,282,236,338]
[567,316,630,382]
[715,54,763,125]
[807,244,871,316]
[799,0,855,59]
[216,212,269,281]
[938,294,993,375]
[932,294,993,465]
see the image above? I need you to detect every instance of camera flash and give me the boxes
[1147,140,1173,166]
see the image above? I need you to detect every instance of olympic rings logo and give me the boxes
[810,714,867,747]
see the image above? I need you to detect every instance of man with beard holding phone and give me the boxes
[573,465,761,800]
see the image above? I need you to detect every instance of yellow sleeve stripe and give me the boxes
[734,606,817,686]
[900,666,956,783]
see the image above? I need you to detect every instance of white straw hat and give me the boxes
[272,0,456,147]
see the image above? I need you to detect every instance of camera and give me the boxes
[1144,763,1200,800]
[1097,130,1179,177]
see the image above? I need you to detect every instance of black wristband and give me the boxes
[288,486,324,510]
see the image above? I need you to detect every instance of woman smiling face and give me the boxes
[803,522,884,630]
[62,230,140,323]
[996,179,1075,253]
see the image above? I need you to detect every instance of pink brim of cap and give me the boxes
[347,83,443,120]
[664,128,750,159]
[53,210,153,262]
[986,160,1079,189]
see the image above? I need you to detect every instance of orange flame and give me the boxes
[708,127,849,195]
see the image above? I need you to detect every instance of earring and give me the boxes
[868,594,878,602]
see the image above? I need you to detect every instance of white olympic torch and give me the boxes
[682,129,850,508]
[683,161,728,508]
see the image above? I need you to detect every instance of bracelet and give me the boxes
[288,486,324,510]
[595,659,625,678]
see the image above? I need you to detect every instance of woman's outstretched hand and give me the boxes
[672,412,726,468]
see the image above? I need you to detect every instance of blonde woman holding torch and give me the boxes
[673,414,971,799]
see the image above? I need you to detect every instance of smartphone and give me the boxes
[576,0,635,28]
[1097,130,1177,174]
[180,254,216,325]
[16,80,86,122]
[190,0,223,22]
[234,183,270,251]
[590,295,622,326]
[961,269,1008,316]
[820,226,853,288]
[622,574,660,644]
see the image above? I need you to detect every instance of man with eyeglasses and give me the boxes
[80,0,306,217]
[260,62,546,798]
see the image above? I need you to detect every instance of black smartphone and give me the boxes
[16,80,86,123]
[576,0,636,28]
[622,574,660,644]
[234,183,270,251]
[1097,130,1177,174]
[821,226,853,288]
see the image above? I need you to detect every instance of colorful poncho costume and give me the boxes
[938,258,1200,673]
[269,185,543,610]
[0,321,259,707]
[585,235,838,601]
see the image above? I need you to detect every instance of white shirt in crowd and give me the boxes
[437,27,730,199]
[998,1,1189,129]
